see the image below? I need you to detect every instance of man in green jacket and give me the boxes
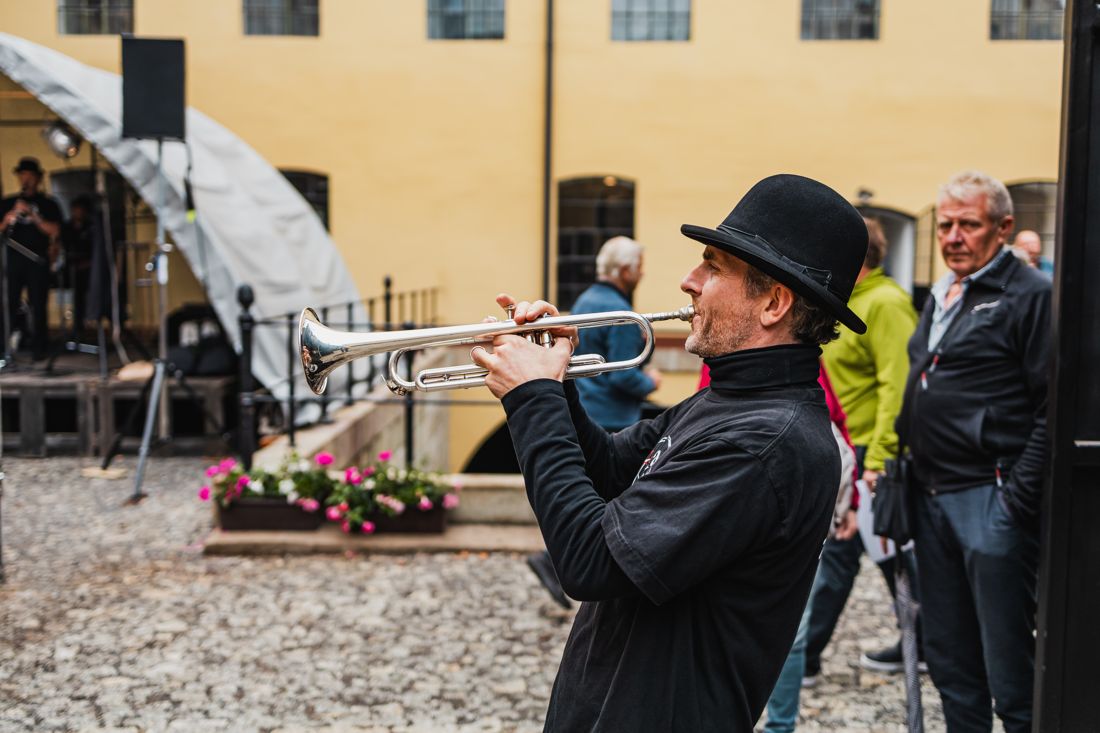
[803,217,921,683]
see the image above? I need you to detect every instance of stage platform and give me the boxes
[0,350,235,457]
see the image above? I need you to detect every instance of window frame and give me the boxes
[990,0,1065,40]
[800,0,880,41]
[280,169,330,230]
[427,0,506,41]
[610,0,692,42]
[57,0,134,35]
[243,0,320,37]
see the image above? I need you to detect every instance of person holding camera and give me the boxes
[1,157,62,359]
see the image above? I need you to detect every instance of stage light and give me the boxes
[42,121,82,159]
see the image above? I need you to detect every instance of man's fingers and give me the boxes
[470,345,496,369]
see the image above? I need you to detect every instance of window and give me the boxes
[281,170,329,230]
[557,177,635,310]
[611,0,691,42]
[1007,181,1057,259]
[428,0,505,40]
[991,0,1064,40]
[57,0,133,35]
[801,0,879,40]
[244,0,319,36]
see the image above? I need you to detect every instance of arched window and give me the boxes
[280,170,330,230]
[1008,181,1057,262]
[557,176,635,310]
[856,206,917,296]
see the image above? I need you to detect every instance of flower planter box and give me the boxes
[367,505,448,534]
[217,498,325,532]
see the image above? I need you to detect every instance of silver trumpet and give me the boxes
[299,305,695,396]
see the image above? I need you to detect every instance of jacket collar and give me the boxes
[592,280,631,304]
[703,343,821,391]
[967,247,1019,292]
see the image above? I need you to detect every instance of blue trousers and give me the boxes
[915,484,1038,733]
[764,573,815,733]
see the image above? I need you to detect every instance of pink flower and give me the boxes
[340,520,351,534]
[363,465,376,477]
[205,465,220,478]
[338,502,349,512]
[451,480,463,493]
[418,497,434,511]
[315,452,334,466]
[299,498,320,512]
[326,506,343,521]
[344,467,362,485]
[360,521,376,534]
[236,475,250,490]
[218,458,237,473]
[198,486,212,501]
[442,493,460,510]
[377,450,392,462]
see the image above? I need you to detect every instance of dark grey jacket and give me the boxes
[897,252,1051,525]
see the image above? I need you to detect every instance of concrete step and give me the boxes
[444,473,535,525]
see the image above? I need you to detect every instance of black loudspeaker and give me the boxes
[121,37,185,140]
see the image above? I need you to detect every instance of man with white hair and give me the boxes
[897,170,1050,733]
[527,236,661,608]
[573,236,662,430]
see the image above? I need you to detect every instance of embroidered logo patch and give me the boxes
[634,435,673,483]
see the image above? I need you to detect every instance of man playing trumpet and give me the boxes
[470,174,869,731]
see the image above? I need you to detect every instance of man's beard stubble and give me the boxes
[684,307,756,359]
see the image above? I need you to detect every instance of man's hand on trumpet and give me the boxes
[470,293,578,399]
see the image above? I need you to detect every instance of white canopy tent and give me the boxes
[0,33,366,420]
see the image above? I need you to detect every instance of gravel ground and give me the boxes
[0,456,952,732]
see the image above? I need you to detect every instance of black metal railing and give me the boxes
[237,276,440,469]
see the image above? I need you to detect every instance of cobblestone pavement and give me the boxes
[0,456,954,732]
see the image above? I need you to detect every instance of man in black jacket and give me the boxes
[471,174,869,731]
[897,171,1050,733]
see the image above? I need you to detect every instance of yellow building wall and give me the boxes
[0,0,1064,470]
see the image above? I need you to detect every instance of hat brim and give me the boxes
[681,224,867,335]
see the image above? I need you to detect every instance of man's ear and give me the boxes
[997,215,1016,246]
[760,283,795,329]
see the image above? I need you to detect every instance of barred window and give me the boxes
[557,177,635,311]
[281,170,330,230]
[612,0,691,42]
[244,0,319,36]
[428,0,505,40]
[991,0,1064,40]
[57,0,133,35]
[801,0,879,40]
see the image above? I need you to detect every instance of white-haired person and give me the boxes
[527,236,661,608]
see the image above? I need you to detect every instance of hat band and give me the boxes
[717,224,836,295]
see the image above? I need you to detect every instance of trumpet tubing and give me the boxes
[299,305,694,396]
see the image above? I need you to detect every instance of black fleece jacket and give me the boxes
[897,251,1051,525]
[502,344,837,732]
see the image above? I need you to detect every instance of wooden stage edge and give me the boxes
[202,523,546,557]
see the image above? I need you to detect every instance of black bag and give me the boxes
[873,452,915,544]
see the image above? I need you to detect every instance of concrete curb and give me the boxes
[202,523,545,556]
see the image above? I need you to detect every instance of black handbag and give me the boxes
[872,448,915,545]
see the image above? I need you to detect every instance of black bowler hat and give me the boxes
[13,157,44,176]
[681,174,869,334]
